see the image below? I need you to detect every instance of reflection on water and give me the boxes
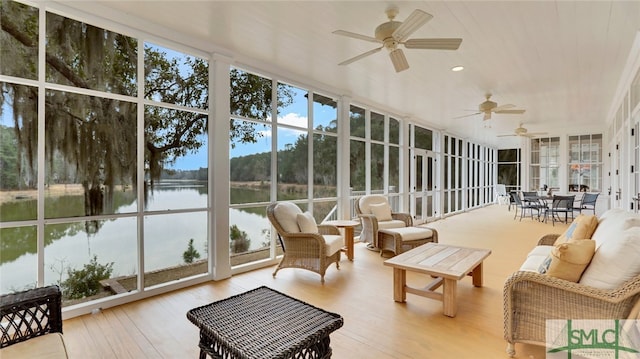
[0,182,270,293]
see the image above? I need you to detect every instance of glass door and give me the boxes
[411,150,437,222]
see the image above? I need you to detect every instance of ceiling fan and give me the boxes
[497,124,547,138]
[333,6,462,72]
[456,94,526,121]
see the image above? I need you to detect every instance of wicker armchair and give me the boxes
[0,285,69,358]
[355,195,412,249]
[503,234,640,357]
[267,202,342,283]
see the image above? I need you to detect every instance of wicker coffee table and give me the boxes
[383,243,491,317]
[187,286,344,359]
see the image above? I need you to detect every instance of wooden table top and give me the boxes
[383,243,491,280]
[323,219,360,227]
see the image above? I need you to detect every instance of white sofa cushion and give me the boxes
[579,226,640,289]
[590,208,640,249]
[323,234,344,256]
[519,245,553,272]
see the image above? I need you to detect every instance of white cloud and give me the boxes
[278,112,308,128]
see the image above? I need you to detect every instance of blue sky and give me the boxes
[173,86,337,171]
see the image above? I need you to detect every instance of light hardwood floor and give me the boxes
[62,204,570,358]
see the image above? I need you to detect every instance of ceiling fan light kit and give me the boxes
[333,7,462,72]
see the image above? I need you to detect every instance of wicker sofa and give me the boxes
[0,285,69,358]
[503,209,640,357]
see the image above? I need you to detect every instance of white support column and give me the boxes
[338,95,352,219]
[210,53,233,280]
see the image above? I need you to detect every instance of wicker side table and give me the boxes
[187,286,344,359]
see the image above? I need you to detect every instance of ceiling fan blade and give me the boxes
[526,132,548,136]
[332,30,381,43]
[492,104,515,112]
[338,47,383,66]
[497,134,517,137]
[495,109,526,114]
[404,38,462,50]
[392,9,433,42]
[389,49,409,72]
[453,112,481,119]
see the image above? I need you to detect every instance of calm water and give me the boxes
[0,183,271,293]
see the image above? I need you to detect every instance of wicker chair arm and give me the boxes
[504,271,640,347]
[420,227,439,243]
[282,232,327,243]
[317,224,340,235]
[0,285,63,348]
[358,214,379,234]
[392,212,413,226]
[504,271,640,303]
[537,234,561,246]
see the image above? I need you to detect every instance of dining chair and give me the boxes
[510,191,542,221]
[544,195,575,226]
[573,193,599,215]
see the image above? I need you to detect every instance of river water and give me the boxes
[0,183,271,293]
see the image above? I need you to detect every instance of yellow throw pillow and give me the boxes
[369,202,393,222]
[553,214,598,245]
[539,239,595,282]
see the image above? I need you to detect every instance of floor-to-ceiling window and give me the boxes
[0,1,210,303]
[568,134,603,192]
[349,105,404,213]
[228,70,340,267]
[530,137,560,192]
[498,149,521,194]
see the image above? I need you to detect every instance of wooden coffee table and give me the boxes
[383,243,491,317]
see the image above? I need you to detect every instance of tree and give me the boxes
[183,238,201,264]
[229,224,250,254]
[0,0,294,217]
[60,255,114,300]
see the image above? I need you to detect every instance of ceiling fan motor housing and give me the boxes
[375,21,401,50]
[479,100,497,112]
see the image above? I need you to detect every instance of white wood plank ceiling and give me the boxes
[60,1,640,146]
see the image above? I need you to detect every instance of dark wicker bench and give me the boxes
[0,285,69,358]
[187,286,344,359]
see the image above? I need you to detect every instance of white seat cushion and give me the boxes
[381,227,433,242]
[0,333,68,358]
[519,245,554,272]
[378,220,407,230]
[323,234,344,255]
[527,245,554,257]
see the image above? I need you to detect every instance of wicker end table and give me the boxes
[187,286,344,359]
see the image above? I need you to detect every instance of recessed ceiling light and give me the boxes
[451,66,464,72]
